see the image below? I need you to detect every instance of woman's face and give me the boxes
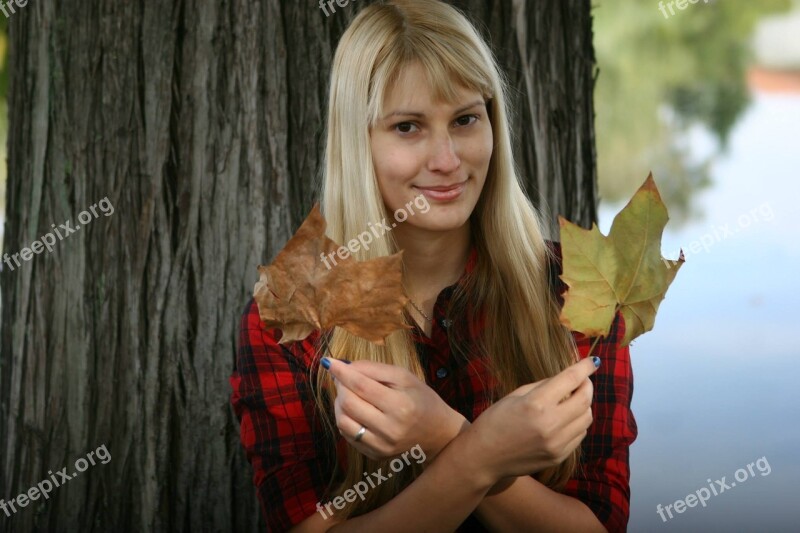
[369,62,493,232]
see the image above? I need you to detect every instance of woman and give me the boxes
[231,1,637,531]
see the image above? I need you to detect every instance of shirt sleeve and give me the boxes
[229,298,331,532]
[561,310,638,532]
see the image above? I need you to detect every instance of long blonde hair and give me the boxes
[316,0,580,519]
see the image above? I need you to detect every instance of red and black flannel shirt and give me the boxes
[230,242,638,532]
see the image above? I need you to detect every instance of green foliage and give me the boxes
[593,0,793,224]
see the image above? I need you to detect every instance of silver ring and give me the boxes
[354,426,367,442]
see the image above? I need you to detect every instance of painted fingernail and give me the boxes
[341,359,352,364]
[321,357,331,370]
[592,356,601,368]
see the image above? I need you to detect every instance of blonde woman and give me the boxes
[231,1,637,531]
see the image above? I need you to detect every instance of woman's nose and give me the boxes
[427,133,461,174]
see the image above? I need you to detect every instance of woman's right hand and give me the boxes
[464,356,600,483]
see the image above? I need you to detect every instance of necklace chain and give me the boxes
[407,297,432,323]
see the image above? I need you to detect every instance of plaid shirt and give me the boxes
[230,242,637,532]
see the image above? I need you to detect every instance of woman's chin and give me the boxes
[406,217,471,233]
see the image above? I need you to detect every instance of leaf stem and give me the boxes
[586,335,603,360]
[584,304,621,359]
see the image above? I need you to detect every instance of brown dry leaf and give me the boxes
[253,204,410,345]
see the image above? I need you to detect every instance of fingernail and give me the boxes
[592,356,601,368]
[341,359,351,364]
[321,357,331,370]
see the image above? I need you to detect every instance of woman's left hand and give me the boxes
[323,357,468,462]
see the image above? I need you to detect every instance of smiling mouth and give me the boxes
[413,179,468,201]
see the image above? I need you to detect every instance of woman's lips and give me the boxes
[413,181,466,201]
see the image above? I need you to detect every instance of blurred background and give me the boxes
[1,1,798,531]
[592,0,800,531]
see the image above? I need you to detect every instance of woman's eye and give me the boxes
[393,115,478,135]
[395,122,419,134]
[455,114,479,127]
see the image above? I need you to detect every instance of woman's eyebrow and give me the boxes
[381,99,485,120]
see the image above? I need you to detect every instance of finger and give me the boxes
[334,382,388,436]
[536,356,599,404]
[346,360,416,388]
[556,409,593,459]
[506,378,550,399]
[557,428,589,464]
[335,410,367,442]
[555,375,594,422]
[335,411,381,458]
[323,358,399,413]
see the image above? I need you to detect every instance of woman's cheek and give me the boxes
[377,159,413,211]
[472,130,494,166]
[381,155,418,191]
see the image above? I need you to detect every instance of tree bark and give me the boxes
[0,1,596,531]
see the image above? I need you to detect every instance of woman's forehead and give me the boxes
[380,63,483,111]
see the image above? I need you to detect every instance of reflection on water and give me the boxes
[602,90,800,533]
[596,3,800,530]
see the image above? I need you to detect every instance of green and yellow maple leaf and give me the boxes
[558,174,684,347]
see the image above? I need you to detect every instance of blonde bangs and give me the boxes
[367,9,495,127]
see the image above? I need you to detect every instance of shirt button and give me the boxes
[436,367,448,379]
[441,318,453,328]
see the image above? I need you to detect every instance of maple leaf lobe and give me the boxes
[253,204,410,345]
[558,174,683,347]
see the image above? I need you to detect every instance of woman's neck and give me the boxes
[393,221,472,296]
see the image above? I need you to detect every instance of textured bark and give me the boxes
[0,1,597,531]
[450,0,598,234]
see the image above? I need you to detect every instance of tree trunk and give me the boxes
[0,1,596,531]
[452,0,598,235]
